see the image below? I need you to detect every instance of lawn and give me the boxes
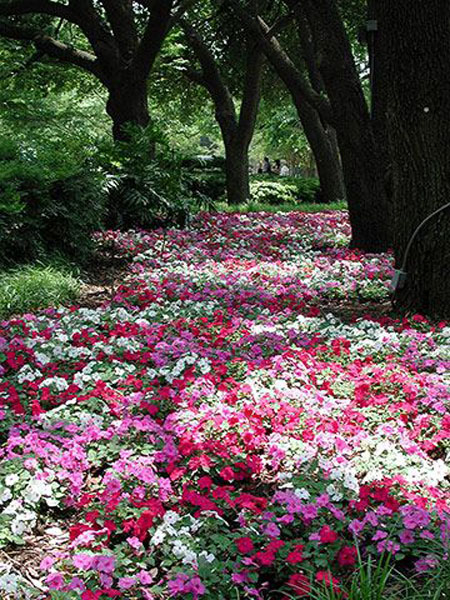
[0,210,449,599]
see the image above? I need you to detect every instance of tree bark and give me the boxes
[301,0,391,251]
[224,137,250,205]
[366,0,392,211]
[182,21,263,205]
[378,0,450,317]
[106,77,150,142]
[292,96,345,203]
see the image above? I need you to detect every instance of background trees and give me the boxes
[181,6,264,205]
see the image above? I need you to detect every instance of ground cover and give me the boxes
[0,211,449,599]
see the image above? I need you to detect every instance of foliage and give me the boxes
[215,200,347,214]
[252,99,313,170]
[0,137,106,265]
[96,125,196,230]
[250,175,322,205]
[0,264,80,319]
[184,157,226,205]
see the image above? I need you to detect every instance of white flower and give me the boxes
[11,518,27,536]
[5,474,19,487]
[163,511,181,525]
[0,488,12,504]
[150,530,166,545]
[293,488,310,500]
[0,572,18,593]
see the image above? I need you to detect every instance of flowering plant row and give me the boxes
[0,211,449,599]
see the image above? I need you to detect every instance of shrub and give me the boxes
[0,264,81,318]
[187,170,225,205]
[250,175,322,205]
[0,137,105,265]
[97,125,195,230]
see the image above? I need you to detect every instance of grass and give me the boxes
[0,263,81,319]
[215,200,347,213]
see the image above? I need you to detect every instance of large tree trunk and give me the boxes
[106,77,150,142]
[367,0,392,210]
[302,0,391,252]
[293,97,345,203]
[223,136,251,206]
[378,0,450,317]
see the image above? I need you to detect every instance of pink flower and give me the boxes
[72,554,94,570]
[46,573,65,590]
[118,577,136,589]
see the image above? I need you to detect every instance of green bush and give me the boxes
[98,125,196,229]
[0,137,105,265]
[0,264,81,319]
[187,170,226,205]
[250,175,322,205]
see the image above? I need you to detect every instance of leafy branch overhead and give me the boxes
[0,0,198,139]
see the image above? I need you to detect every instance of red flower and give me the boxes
[287,573,310,597]
[235,537,254,554]
[337,545,357,567]
[319,525,339,544]
[287,544,305,564]
[220,466,235,481]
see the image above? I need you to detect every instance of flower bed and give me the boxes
[0,211,449,599]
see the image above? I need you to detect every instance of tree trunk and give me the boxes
[224,137,250,205]
[293,97,345,203]
[106,77,150,142]
[367,0,393,212]
[378,0,450,317]
[302,0,391,252]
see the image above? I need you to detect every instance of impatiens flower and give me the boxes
[319,525,339,544]
[46,573,64,590]
[92,555,115,574]
[235,537,254,554]
[1,212,449,597]
[287,544,305,564]
[127,536,143,551]
[337,545,357,566]
[72,554,94,570]
[264,522,281,538]
[138,570,154,585]
[39,556,55,571]
[399,530,415,544]
[118,577,136,589]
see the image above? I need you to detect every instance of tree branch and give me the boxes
[131,0,174,79]
[238,40,264,146]
[225,0,334,124]
[0,20,106,81]
[180,18,237,137]
[66,0,118,71]
[0,0,74,20]
[99,0,137,60]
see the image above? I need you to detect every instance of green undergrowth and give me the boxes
[215,200,348,213]
[0,262,81,319]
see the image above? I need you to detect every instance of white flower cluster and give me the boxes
[150,512,215,567]
[0,471,61,540]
